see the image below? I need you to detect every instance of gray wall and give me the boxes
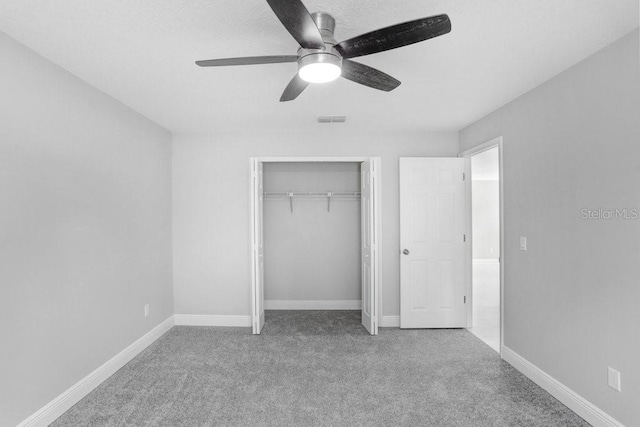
[0,33,173,426]
[172,131,458,318]
[459,29,640,426]
[263,163,361,302]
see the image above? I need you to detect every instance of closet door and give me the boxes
[361,160,378,335]
[251,159,265,334]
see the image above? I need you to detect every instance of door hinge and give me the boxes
[463,172,466,181]
[463,234,466,242]
[464,296,466,304]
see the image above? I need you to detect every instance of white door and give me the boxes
[361,160,378,335]
[251,159,265,334]
[399,158,468,328]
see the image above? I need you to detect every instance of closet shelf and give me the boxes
[263,191,361,213]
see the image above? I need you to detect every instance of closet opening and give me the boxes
[250,157,380,336]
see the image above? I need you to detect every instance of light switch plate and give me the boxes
[520,236,527,251]
[608,367,621,392]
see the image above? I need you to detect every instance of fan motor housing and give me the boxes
[297,12,342,72]
[297,47,342,70]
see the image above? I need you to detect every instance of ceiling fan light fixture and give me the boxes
[298,51,342,83]
[299,62,341,83]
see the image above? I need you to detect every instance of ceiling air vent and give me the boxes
[317,115,347,123]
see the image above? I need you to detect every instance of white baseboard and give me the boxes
[264,300,361,310]
[19,316,174,427]
[473,258,500,265]
[380,315,400,327]
[174,314,251,327]
[501,346,622,427]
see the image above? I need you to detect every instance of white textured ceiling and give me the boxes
[0,1,638,134]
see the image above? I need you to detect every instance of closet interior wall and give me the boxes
[263,162,361,305]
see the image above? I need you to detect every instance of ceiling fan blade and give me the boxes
[196,56,298,67]
[280,74,309,102]
[266,0,325,50]
[341,60,400,92]
[335,14,451,59]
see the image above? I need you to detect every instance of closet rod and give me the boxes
[263,192,361,197]
[263,191,361,213]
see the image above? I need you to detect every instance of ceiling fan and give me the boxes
[196,0,451,102]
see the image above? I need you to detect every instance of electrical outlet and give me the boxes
[608,367,621,392]
[520,236,527,251]
[144,304,150,317]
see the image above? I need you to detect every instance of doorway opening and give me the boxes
[250,157,380,335]
[263,162,361,309]
[460,138,503,354]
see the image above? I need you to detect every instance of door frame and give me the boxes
[249,156,382,334]
[459,136,504,355]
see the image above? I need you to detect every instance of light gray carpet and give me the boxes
[52,311,589,426]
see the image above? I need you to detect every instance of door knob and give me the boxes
[402,249,410,255]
